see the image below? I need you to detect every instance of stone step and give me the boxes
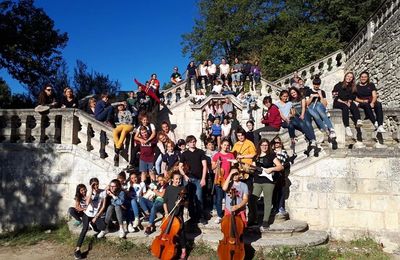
[68,220,327,250]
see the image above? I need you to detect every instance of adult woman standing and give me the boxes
[248,139,283,231]
[61,87,79,108]
[355,71,385,133]
[37,84,58,108]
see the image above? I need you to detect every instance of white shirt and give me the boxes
[221,123,232,137]
[84,190,106,217]
[207,64,216,74]
[199,65,208,76]
[219,64,230,75]
[212,84,223,94]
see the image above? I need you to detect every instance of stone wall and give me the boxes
[345,1,400,108]
[287,150,400,247]
[0,143,119,232]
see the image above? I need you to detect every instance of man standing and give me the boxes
[179,135,208,224]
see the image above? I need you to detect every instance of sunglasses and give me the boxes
[45,89,52,91]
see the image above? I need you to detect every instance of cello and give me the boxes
[151,189,186,260]
[217,187,245,260]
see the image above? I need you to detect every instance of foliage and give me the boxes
[73,60,120,99]
[182,0,384,79]
[0,77,12,108]
[0,0,68,97]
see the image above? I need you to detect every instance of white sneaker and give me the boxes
[353,141,366,149]
[127,224,134,233]
[132,218,139,228]
[377,125,386,133]
[97,230,107,238]
[374,121,379,129]
[329,130,336,139]
[119,228,126,238]
[374,143,387,148]
[356,120,363,127]
[345,127,353,137]
[214,217,222,224]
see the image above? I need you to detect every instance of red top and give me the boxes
[261,104,281,129]
[212,152,235,180]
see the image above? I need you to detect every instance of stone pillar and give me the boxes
[61,113,75,144]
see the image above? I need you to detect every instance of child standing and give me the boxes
[211,117,222,149]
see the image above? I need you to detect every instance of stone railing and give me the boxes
[0,108,129,167]
[162,79,190,107]
[273,50,346,89]
[345,0,400,59]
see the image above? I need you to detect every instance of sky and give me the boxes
[1,0,198,94]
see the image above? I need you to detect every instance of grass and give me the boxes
[0,223,391,260]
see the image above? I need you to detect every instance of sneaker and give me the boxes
[73,220,82,227]
[119,228,126,238]
[374,142,387,148]
[374,121,379,129]
[345,127,353,137]
[260,223,269,232]
[377,125,386,133]
[74,249,83,260]
[329,130,336,139]
[97,230,107,238]
[356,119,363,127]
[214,217,222,224]
[353,141,366,149]
[127,224,134,233]
[132,218,139,228]
[278,207,288,215]
[144,226,152,236]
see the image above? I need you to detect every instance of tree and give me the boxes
[0,0,68,98]
[73,60,120,99]
[52,60,70,99]
[0,77,12,108]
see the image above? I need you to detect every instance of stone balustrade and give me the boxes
[0,108,129,167]
[345,0,400,59]
[162,79,190,108]
[273,50,346,90]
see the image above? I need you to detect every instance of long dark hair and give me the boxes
[342,71,356,93]
[256,138,272,158]
[288,87,302,102]
[74,184,87,201]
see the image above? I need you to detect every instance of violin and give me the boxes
[214,157,225,186]
[217,188,245,260]
[151,189,186,260]
[232,151,249,180]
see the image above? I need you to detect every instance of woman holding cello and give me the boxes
[218,167,248,260]
[211,139,235,224]
[151,172,187,260]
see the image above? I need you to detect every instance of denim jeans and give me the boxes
[282,117,316,141]
[139,197,153,214]
[105,204,124,226]
[306,102,333,131]
[126,198,139,222]
[149,200,164,225]
[184,177,204,221]
[214,185,225,218]
[155,154,162,175]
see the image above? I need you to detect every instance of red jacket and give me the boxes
[261,104,281,129]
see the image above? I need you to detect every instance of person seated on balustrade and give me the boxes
[244,92,257,121]
[113,102,134,166]
[290,70,300,88]
[36,83,58,111]
[136,84,149,113]
[219,58,231,85]
[86,97,96,115]
[97,179,126,239]
[242,59,253,85]
[74,178,106,260]
[248,139,283,231]
[126,91,138,126]
[206,60,217,88]
[288,87,319,157]
[332,72,365,146]
[170,66,182,86]
[355,71,386,133]
[222,167,249,226]
[211,79,223,95]
[254,96,281,145]
[191,89,206,104]
[231,58,243,89]
[142,175,167,235]
[305,76,336,142]
[250,61,262,89]
[223,97,234,116]
[204,100,216,120]
[186,61,198,93]
[198,60,209,89]
[68,184,87,226]
[154,131,170,176]
[61,87,79,108]
[211,139,235,224]
[94,93,114,127]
